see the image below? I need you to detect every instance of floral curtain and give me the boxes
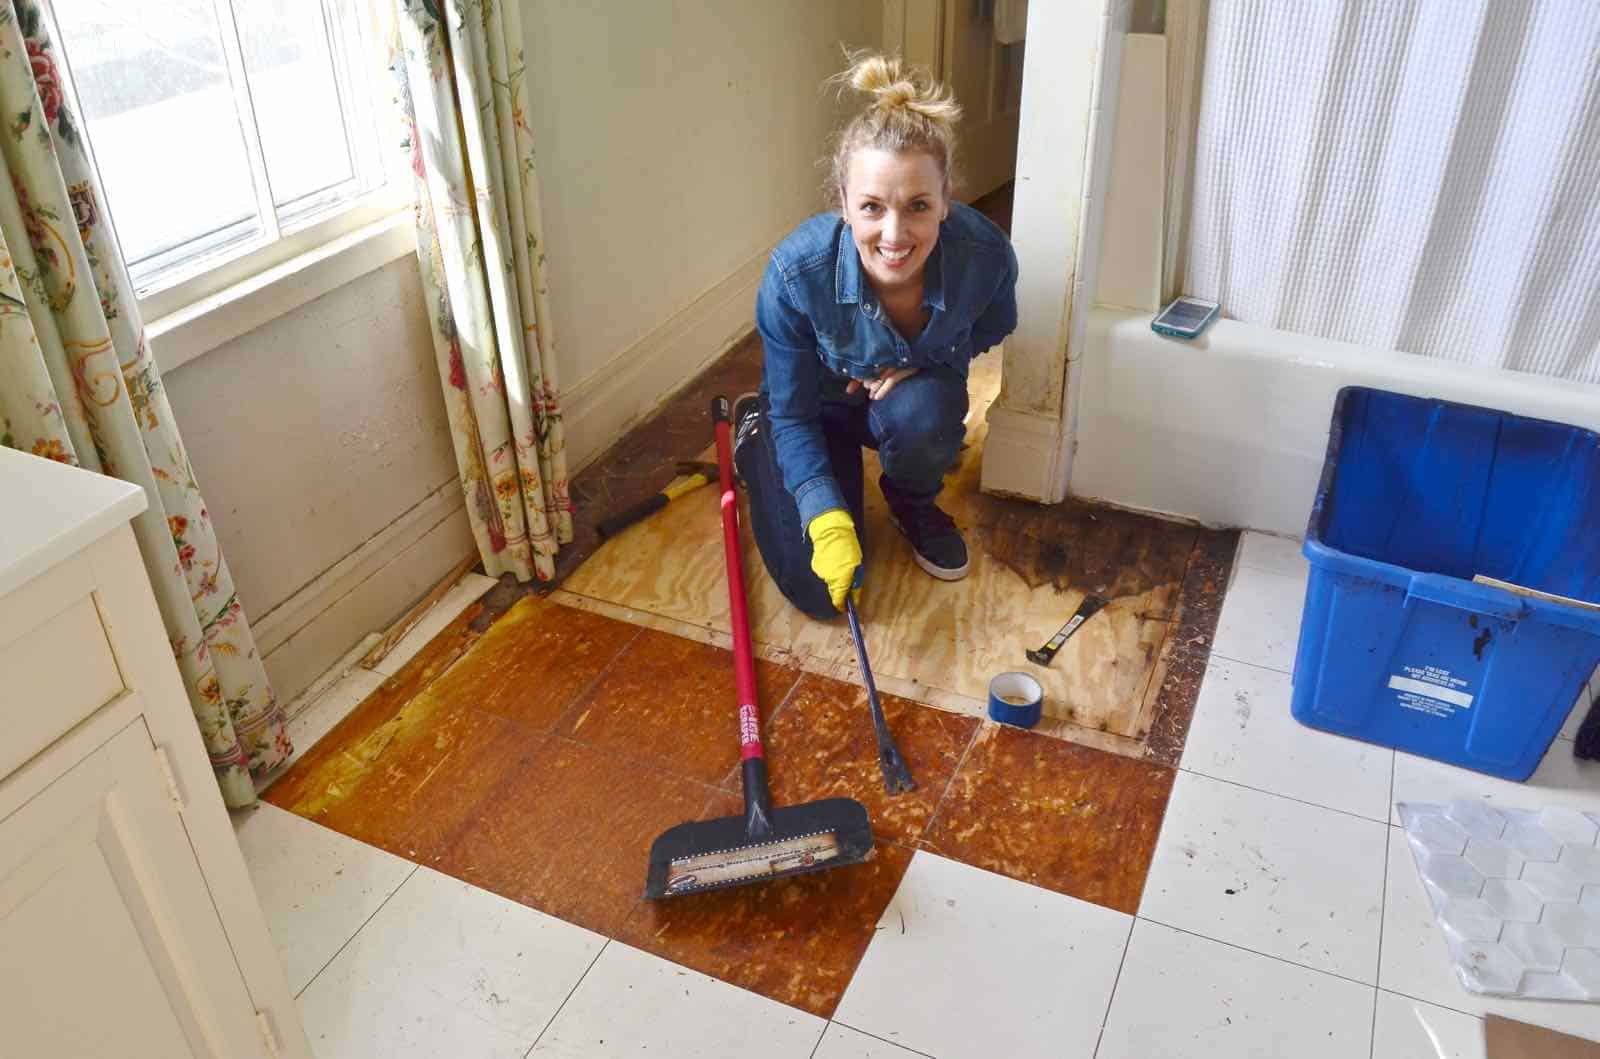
[386,0,572,581]
[0,0,287,807]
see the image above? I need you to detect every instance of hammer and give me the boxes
[596,462,720,539]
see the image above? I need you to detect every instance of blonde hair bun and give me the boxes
[826,51,963,207]
[845,52,962,130]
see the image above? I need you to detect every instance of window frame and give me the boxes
[43,0,411,327]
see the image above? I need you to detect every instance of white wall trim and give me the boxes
[562,244,770,472]
[1096,33,1167,312]
[149,211,416,376]
[253,478,463,660]
[982,0,1125,503]
[979,401,1069,501]
[1162,0,1209,303]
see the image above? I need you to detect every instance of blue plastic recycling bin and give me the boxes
[1291,386,1600,780]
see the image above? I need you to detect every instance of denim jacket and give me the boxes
[755,201,1018,527]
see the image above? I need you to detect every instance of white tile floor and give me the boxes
[240,534,1600,1057]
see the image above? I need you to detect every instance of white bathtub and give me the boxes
[1070,307,1600,536]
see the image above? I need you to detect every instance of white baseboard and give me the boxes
[980,401,1071,502]
[562,247,767,472]
[256,481,474,704]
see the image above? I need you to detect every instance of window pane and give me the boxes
[52,0,261,268]
[237,0,357,207]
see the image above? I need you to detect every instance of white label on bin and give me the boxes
[1389,674,1474,709]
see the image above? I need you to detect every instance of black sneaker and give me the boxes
[731,392,761,483]
[887,499,970,581]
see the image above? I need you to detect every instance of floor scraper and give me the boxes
[643,397,874,898]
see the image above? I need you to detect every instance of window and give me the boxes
[48,0,403,317]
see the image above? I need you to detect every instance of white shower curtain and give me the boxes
[1185,0,1600,384]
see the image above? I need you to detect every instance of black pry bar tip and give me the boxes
[1026,595,1109,667]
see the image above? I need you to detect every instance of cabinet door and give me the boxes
[0,714,267,1059]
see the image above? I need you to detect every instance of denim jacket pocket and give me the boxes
[817,328,887,380]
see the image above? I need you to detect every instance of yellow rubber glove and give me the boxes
[806,508,862,612]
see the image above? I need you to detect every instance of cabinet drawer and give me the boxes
[0,593,124,777]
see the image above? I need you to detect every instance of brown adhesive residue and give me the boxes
[264,601,488,811]
[555,627,801,785]
[266,596,645,859]
[273,682,542,861]
[428,595,643,730]
[971,494,1195,601]
[431,737,714,936]
[1143,527,1238,767]
[923,722,1177,915]
[737,672,980,847]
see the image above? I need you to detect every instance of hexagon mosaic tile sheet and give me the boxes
[1399,800,1600,1000]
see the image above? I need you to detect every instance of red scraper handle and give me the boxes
[711,398,763,763]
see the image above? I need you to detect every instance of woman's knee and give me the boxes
[785,574,840,621]
[871,373,968,476]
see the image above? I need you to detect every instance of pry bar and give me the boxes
[1026,595,1108,667]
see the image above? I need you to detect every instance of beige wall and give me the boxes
[160,3,881,703]
[521,0,877,394]
[162,255,472,700]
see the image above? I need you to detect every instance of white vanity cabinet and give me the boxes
[0,448,310,1059]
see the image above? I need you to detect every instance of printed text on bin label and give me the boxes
[1389,664,1474,718]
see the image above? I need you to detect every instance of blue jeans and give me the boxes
[736,367,969,620]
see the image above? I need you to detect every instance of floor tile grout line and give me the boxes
[1231,558,1311,583]
[1368,818,1392,1059]
[1206,648,1293,677]
[525,938,612,1057]
[1386,749,1398,829]
[1204,652,1297,678]
[918,719,986,845]
[1234,558,1309,579]
[1136,914,1379,991]
[825,1019,939,1058]
[1090,915,1139,1059]
[543,621,649,735]
[759,664,812,736]
[294,862,420,1001]
[1373,985,1484,1024]
[1176,762,1395,826]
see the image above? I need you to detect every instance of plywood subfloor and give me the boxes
[561,355,1224,758]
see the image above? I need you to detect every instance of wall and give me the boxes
[158,4,881,706]
[162,255,473,704]
[520,0,878,463]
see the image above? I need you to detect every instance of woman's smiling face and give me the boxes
[842,147,948,293]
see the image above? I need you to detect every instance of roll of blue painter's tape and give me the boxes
[988,672,1044,728]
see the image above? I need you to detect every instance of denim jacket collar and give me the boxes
[833,223,949,312]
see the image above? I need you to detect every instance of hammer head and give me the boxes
[676,461,719,480]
